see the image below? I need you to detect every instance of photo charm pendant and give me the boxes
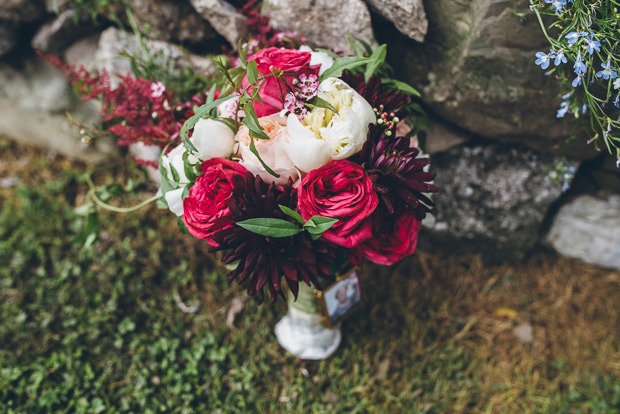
[317,269,362,328]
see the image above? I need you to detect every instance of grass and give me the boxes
[1,136,620,413]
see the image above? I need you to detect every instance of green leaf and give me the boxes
[309,96,338,114]
[238,39,249,69]
[247,59,258,85]
[237,218,301,237]
[346,33,365,57]
[279,205,303,224]
[248,134,280,178]
[182,151,197,182]
[168,162,180,183]
[242,103,270,140]
[216,117,238,133]
[319,56,373,81]
[386,79,421,97]
[364,44,387,82]
[353,37,374,55]
[177,215,189,234]
[315,48,341,59]
[304,216,338,235]
[83,210,99,249]
[310,232,323,241]
[158,146,174,194]
[205,84,217,105]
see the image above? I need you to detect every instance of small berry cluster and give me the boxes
[374,105,400,137]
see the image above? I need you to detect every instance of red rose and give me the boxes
[297,160,378,248]
[242,47,320,117]
[359,211,422,266]
[183,158,246,247]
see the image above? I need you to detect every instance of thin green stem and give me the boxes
[86,174,161,213]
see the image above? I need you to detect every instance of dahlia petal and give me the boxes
[280,259,298,281]
[285,277,299,301]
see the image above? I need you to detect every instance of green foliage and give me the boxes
[530,0,620,163]
[57,0,122,23]
[236,208,338,240]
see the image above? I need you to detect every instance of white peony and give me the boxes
[299,45,334,76]
[191,117,235,160]
[284,77,376,172]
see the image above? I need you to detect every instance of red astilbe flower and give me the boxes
[237,0,274,44]
[210,172,336,303]
[39,52,204,163]
[234,0,305,55]
[355,124,438,222]
[340,71,411,117]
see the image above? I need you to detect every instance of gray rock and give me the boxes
[31,8,99,54]
[421,141,576,263]
[365,0,427,42]
[389,0,597,160]
[0,20,17,57]
[0,0,45,22]
[424,117,470,154]
[261,0,376,53]
[0,53,116,162]
[63,34,100,67]
[106,0,220,49]
[190,0,248,48]
[44,0,69,13]
[545,194,620,269]
[94,27,214,87]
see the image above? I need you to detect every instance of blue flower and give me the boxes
[614,78,620,90]
[614,95,619,109]
[565,32,579,44]
[565,31,587,44]
[572,74,583,87]
[561,181,570,192]
[535,51,552,69]
[553,49,567,66]
[549,0,567,12]
[596,60,618,80]
[581,103,588,114]
[573,51,586,75]
[557,101,570,118]
[551,0,565,11]
[585,34,601,55]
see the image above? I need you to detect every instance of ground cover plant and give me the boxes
[2,136,620,413]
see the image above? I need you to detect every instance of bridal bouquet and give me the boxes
[159,43,438,302]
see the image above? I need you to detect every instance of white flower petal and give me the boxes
[161,144,189,184]
[300,45,334,75]
[164,187,186,217]
[191,118,235,160]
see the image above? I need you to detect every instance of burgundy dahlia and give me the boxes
[210,172,336,303]
[356,124,438,222]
